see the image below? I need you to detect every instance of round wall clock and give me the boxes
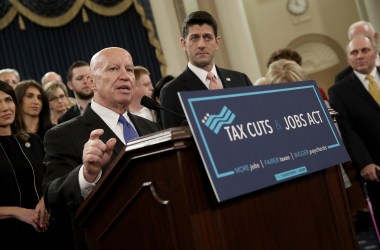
[287,0,309,16]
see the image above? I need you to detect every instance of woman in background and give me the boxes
[43,80,71,125]
[153,75,175,104]
[0,80,50,248]
[265,59,352,189]
[152,75,174,127]
[265,59,306,84]
[15,80,52,139]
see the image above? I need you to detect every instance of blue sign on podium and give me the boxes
[178,81,350,202]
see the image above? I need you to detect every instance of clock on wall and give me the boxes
[287,0,309,16]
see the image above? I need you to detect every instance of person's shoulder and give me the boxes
[27,132,43,145]
[64,105,78,115]
[330,79,345,90]
[161,75,177,89]
[216,66,251,80]
[160,74,187,97]
[217,66,245,75]
[58,106,80,123]
[253,77,267,86]
[330,73,354,94]
[131,112,158,124]
[162,69,189,89]
[216,66,252,85]
[21,133,44,155]
[47,115,85,136]
[130,113,161,131]
[335,65,353,83]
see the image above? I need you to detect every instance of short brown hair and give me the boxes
[182,11,218,38]
[266,48,302,68]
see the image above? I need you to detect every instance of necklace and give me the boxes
[0,137,40,206]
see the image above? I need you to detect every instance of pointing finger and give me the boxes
[89,129,104,140]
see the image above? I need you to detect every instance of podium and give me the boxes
[77,126,358,250]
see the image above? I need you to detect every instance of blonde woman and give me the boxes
[43,81,72,125]
[265,59,306,84]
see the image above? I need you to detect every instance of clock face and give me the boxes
[287,0,309,16]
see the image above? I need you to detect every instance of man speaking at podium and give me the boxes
[160,11,252,129]
[43,47,161,249]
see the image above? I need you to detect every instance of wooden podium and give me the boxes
[77,126,358,250]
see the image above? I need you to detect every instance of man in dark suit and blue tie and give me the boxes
[329,34,380,228]
[43,47,161,249]
[160,11,253,129]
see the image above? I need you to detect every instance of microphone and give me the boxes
[140,95,186,118]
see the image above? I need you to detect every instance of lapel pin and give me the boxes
[226,78,231,81]
[25,142,31,148]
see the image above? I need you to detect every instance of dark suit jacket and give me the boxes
[0,134,48,247]
[334,65,352,83]
[160,66,252,128]
[0,134,45,212]
[58,105,81,124]
[43,106,161,250]
[328,67,380,171]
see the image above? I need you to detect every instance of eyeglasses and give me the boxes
[49,94,67,102]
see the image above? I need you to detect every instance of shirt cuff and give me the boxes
[79,165,102,199]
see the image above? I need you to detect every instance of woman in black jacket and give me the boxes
[0,80,50,248]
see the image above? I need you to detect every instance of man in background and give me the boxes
[329,34,380,229]
[335,21,379,83]
[58,61,93,123]
[128,65,157,122]
[160,11,252,129]
[41,71,63,86]
[0,68,20,89]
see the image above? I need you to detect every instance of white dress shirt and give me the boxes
[79,100,136,198]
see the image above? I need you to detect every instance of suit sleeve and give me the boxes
[243,73,253,86]
[328,87,373,171]
[335,66,353,83]
[43,124,85,219]
[160,83,187,129]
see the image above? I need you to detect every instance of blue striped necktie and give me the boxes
[118,115,139,142]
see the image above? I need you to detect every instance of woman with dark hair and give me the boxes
[0,80,50,248]
[153,74,175,104]
[153,75,174,127]
[15,80,53,139]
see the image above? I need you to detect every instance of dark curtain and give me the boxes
[0,2,163,94]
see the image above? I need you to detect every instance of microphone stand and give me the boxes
[140,96,186,118]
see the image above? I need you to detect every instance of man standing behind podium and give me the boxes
[328,35,380,228]
[160,11,252,128]
[43,47,161,249]
[335,21,379,83]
